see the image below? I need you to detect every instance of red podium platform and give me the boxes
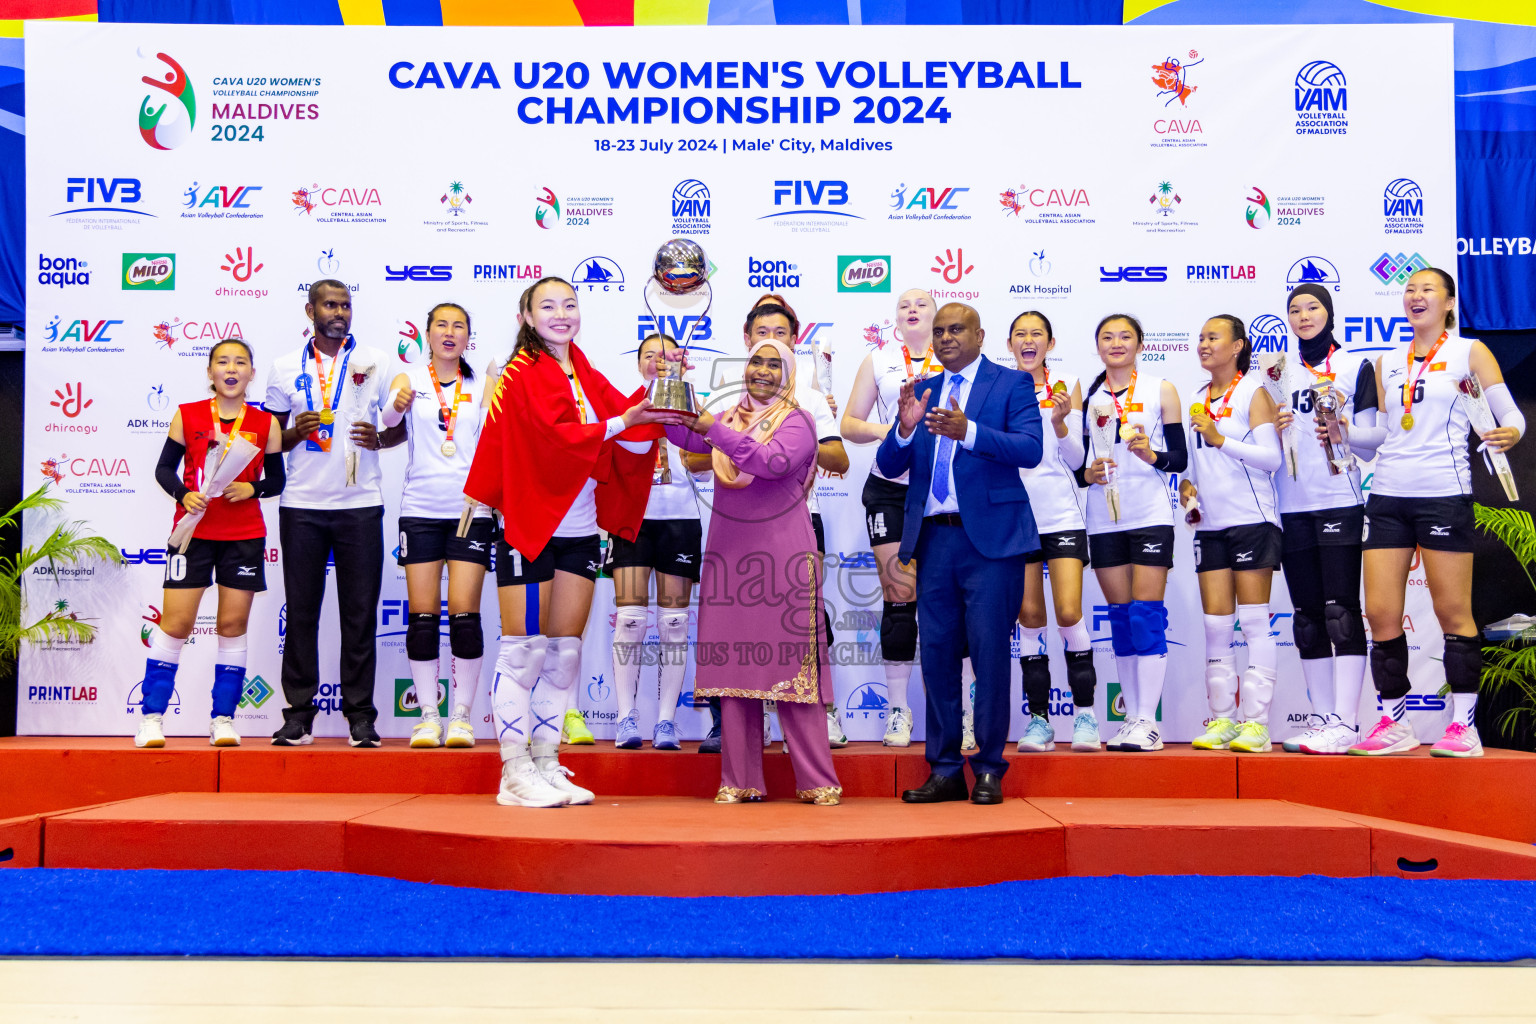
[3,738,1535,894]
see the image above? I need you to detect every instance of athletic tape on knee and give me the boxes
[449,612,483,660]
[1128,600,1168,656]
[1107,603,1134,658]
[1369,633,1411,701]
[879,600,917,662]
[1291,607,1331,661]
[1442,633,1483,694]
[1323,602,1367,657]
[406,612,439,662]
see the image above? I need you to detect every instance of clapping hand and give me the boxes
[926,395,968,441]
[896,379,930,438]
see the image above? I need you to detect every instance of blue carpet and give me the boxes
[2,870,1534,960]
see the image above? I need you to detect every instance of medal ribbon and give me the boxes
[428,360,462,445]
[901,343,935,381]
[1202,372,1244,419]
[1110,370,1137,439]
[303,338,354,418]
[1302,346,1336,383]
[566,368,588,421]
[204,399,248,493]
[1402,331,1448,427]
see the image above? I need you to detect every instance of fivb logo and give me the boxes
[838,256,890,293]
[138,51,197,151]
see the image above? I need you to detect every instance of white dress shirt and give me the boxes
[893,352,980,516]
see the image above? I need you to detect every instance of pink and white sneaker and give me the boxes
[1348,716,1420,756]
[1430,722,1483,758]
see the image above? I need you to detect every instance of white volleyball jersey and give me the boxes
[1372,334,1475,498]
[1189,373,1280,531]
[399,363,490,521]
[1084,373,1175,533]
[643,433,701,521]
[867,342,939,484]
[1273,348,1370,514]
[1020,372,1087,534]
[554,369,601,537]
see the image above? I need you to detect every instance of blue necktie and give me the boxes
[931,373,965,503]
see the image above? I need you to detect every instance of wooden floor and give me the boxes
[2,960,1534,1022]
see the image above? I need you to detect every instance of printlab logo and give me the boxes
[998,185,1094,225]
[1250,314,1288,353]
[1294,60,1348,135]
[138,51,196,151]
[122,252,176,290]
[671,179,711,235]
[534,187,560,229]
[837,256,890,293]
[49,383,93,418]
[1369,251,1429,288]
[37,256,90,288]
[397,320,423,363]
[56,176,153,221]
[1384,178,1424,235]
[1245,186,1271,229]
[1187,262,1255,282]
[931,248,973,285]
[182,182,262,219]
[888,184,970,222]
[572,256,625,293]
[1286,256,1341,292]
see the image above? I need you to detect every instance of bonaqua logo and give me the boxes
[138,51,196,151]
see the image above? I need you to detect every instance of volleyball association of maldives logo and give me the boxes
[137,51,196,151]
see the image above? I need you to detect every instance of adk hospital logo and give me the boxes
[138,51,197,151]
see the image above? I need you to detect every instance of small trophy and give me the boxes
[1088,399,1121,523]
[455,496,481,539]
[644,238,710,417]
[1459,374,1520,501]
[1312,385,1355,476]
[1256,351,1301,479]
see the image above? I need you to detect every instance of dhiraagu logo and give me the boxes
[838,255,891,292]
[123,253,176,290]
[138,51,197,151]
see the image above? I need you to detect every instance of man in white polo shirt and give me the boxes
[264,280,400,747]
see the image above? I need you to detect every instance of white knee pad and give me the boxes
[614,606,648,644]
[544,635,583,691]
[495,634,547,691]
[493,634,546,759]
[658,610,689,644]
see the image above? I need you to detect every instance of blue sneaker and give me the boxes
[1071,710,1102,751]
[614,709,642,749]
[653,718,681,750]
[1016,714,1055,752]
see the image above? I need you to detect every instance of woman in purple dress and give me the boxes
[665,305,841,805]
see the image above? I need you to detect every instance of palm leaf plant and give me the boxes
[1474,503,1536,736]
[0,484,119,672]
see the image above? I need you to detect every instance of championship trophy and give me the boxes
[1459,374,1520,501]
[1312,385,1355,476]
[644,238,711,417]
[1087,399,1121,523]
[1256,351,1302,478]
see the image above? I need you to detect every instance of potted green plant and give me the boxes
[0,483,119,671]
[1475,504,1536,742]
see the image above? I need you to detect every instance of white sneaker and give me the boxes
[534,754,595,805]
[883,706,914,747]
[1116,717,1164,752]
[410,717,442,749]
[496,759,569,808]
[209,716,241,747]
[1300,720,1359,755]
[1106,717,1134,750]
[827,706,848,748]
[961,709,977,752]
[135,713,165,748]
[445,715,476,748]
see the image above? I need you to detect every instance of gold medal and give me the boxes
[1119,424,1137,442]
[1040,397,1055,409]
[1189,403,1203,418]
[1400,413,1414,431]
[319,409,334,425]
[440,440,457,457]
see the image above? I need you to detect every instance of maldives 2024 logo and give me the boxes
[138,51,196,151]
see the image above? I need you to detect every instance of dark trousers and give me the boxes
[278,505,384,727]
[915,521,1025,779]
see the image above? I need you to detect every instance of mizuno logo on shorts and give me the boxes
[1058,537,1075,546]
[587,561,600,574]
[1142,543,1163,553]
[1430,525,1450,536]
[468,541,486,552]
[1236,551,1253,563]
[237,566,256,576]
[676,554,693,564]
[1323,522,1341,533]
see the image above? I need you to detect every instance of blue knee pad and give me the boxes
[141,659,179,715]
[1107,603,1134,658]
[211,663,244,718]
[1128,600,1168,656]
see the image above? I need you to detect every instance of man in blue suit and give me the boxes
[876,302,1043,804]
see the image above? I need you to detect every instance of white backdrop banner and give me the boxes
[22,22,1456,742]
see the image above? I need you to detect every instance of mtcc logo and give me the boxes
[844,681,889,721]
[139,51,197,151]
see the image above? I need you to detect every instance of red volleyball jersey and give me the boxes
[172,400,272,541]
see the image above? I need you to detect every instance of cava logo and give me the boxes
[837,256,891,292]
[291,184,386,224]
[138,51,197,151]
[123,253,176,290]
[1148,51,1208,148]
[1151,51,1202,107]
[998,185,1094,225]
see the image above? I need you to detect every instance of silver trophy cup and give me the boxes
[1312,385,1354,475]
[643,238,711,417]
